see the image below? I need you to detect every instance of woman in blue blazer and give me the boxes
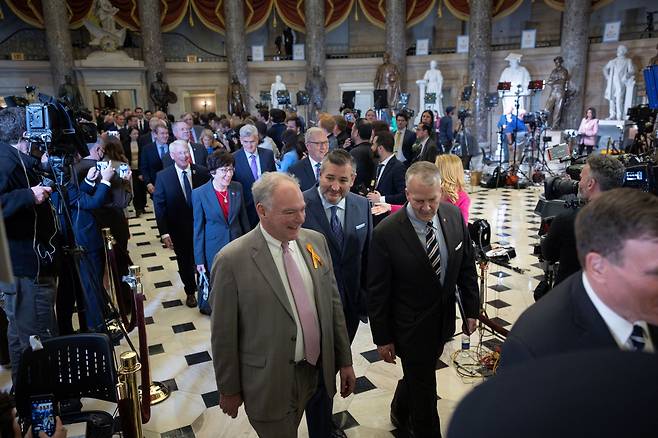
[192,150,250,275]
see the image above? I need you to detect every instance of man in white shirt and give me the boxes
[500,188,658,367]
[366,131,407,206]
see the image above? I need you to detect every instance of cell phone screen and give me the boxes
[31,397,56,437]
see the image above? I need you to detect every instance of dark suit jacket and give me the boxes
[540,207,580,285]
[288,157,318,192]
[499,272,658,369]
[302,188,372,321]
[192,180,250,268]
[399,129,417,166]
[438,115,454,146]
[349,142,375,193]
[138,132,155,149]
[153,164,210,246]
[367,203,479,362]
[139,142,165,186]
[232,147,277,228]
[266,122,286,152]
[412,139,439,164]
[162,142,208,168]
[375,156,406,205]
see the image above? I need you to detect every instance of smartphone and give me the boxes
[30,395,58,437]
[96,161,109,172]
[118,163,130,178]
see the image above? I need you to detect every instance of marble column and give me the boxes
[305,0,326,117]
[386,0,407,91]
[223,0,249,112]
[138,0,166,98]
[467,0,493,146]
[560,0,591,128]
[42,0,74,92]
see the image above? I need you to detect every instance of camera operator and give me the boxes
[540,155,624,290]
[0,107,58,384]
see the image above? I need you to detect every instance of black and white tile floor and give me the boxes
[0,184,546,437]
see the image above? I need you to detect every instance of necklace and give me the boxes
[217,189,229,204]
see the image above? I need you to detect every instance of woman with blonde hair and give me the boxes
[199,128,223,154]
[435,153,470,223]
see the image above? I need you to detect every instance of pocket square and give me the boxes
[455,241,463,250]
[356,223,366,230]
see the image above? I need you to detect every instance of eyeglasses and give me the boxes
[308,141,329,146]
[216,167,235,175]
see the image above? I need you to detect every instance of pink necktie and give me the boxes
[281,242,320,365]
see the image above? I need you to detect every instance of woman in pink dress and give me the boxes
[577,107,599,156]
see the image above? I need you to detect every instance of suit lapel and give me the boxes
[376,158,395,190]
[296,233,324,306]
[250,230,295,321]
[341,195,358,258]
[306,189,341,253]
[436,205,459,280]
[258,148,269,173]
[571,278,619,349]
[305,158,316,184]
[237,149,255,183]
[397,207,436,280]
[227,182,239,224]
[203,182,228,226]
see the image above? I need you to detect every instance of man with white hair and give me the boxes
[289,127,329,191]
[164,121,208,167]
[210,172,355,437]
[232,124,276,228]
[154,140,210,307]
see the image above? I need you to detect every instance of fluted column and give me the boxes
[468,0,493,146]
[305,0,326,117]
[386,0,407,88]
[42,0,74,92]
[561,0,591,128]
[223,0,249,112]
[138,0,166,91]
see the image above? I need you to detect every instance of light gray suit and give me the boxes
[209,226,352,433]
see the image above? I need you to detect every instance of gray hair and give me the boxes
[304,127,324,144]
[169,139,188,153]
[252,172,300,210]
[239,124,258,139]
[586,155,624,192]
[405,161,442,187]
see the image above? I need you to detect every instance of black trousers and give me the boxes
[172,238,196,296]
[391,348,445,438]
[132,169,147,212]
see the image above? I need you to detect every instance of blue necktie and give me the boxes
[159,145,167,159]
[330,206,343,247]
[182,170,192,207]
[315,163,321,181]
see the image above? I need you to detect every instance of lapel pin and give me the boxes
[306,243,322,269]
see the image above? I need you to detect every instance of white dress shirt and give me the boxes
[174,163,192,202]
[375,154,394,203]
[260,225,319,362]
[308,157,321,180]
[318,187,346,229]
[582,273,654,352]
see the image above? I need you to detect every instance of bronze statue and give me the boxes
[227,75,246,116]
[149,72,177,113]
[544,56,570,130]
[374,52,401,108]
[58,74,84,111]
[306,66,327,118]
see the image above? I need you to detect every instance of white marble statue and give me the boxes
[603,45,636,120]
[422,60,444,117]
[498,53,531,114]
[83,0,126,51]
[270,75,288,109]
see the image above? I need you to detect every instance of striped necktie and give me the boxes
[426,222,441,279]
[629,324,646,351]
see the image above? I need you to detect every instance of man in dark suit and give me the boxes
[140,124,170,196]
[301,149,371,438]
[163,121,208,168]
[153,140,211,308]
[134,107,149,134]
[366,131,407,207]
[411,123,438,165]
[368,162,479,437]
[181,112,204,144]
[438,106,455,154]
[346,120,375,195]
[395,112,416,166]
[267,108,287,152]
[500,189,658,369]
[138,118,164,149]
[232,124,277,228]
[289,127,329,191]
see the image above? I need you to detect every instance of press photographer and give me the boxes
[0,106,58,384]
[539,155,624,294]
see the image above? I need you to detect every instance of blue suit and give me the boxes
[302,187,372,438]
[232,147,277,228]
[139,142,165,186]
[288,157,317,192]
[192,180,250,269]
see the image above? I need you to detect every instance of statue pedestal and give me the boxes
[415,79,427,124]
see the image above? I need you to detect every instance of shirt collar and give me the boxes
[247,148,259,158]
[582,272,635,348]
[260,224,293,252]
[405,203,438,229]
[308,156,320,169]
[380,154,394,167]
[317,186,346,210]
[175,164,191,176]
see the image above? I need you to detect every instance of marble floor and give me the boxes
[0,183,546,437]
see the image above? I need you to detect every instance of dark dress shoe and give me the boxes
[330,426,347,438]
[185,294,198,308]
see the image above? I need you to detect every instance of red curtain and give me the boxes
[357,0,436,29]
[443,0,525,21]
[5,0,93,28]
[275,0,354,33]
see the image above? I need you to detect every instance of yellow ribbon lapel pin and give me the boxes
[306,243,322,269]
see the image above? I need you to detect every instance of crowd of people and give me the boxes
[1,99,656,438]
